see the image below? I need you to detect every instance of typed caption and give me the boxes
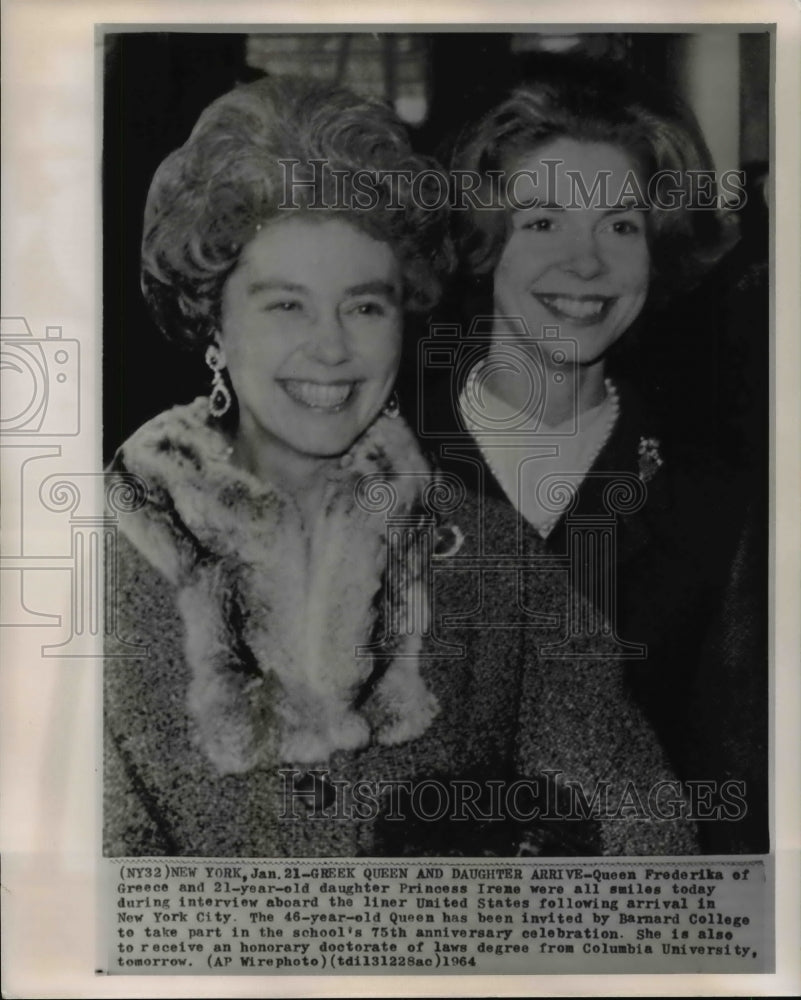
[103,857,771,975]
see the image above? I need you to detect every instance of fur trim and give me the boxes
[113,398,439,773]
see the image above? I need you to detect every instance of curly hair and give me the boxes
[141,75,454,348]
[450,57,738,302]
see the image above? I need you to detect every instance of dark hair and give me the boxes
[142,75,454,348]
[451,58,738,302]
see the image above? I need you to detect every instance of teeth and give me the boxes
[282,380,354,410]
[540,295,608,319]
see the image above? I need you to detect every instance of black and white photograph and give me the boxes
[1,2,799,995]
[103,28,769,861]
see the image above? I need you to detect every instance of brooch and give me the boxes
[432,523,465,558]
[637,436,664,484]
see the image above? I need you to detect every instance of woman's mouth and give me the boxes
[280,379,356,411]
[533,293,614,326]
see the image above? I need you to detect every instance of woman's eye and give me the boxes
[350,301,387,318]
[522,217,554,232]
[607,218,642,236]
[264,300,302,313]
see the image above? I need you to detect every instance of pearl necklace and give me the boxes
[461,369,621,538]
[534,378,620,537]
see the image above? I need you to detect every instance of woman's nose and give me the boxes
[561,231,605,279]
[308,313,351,365]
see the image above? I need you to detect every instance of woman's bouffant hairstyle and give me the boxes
[142,75,454,348]
[451,57,738,302]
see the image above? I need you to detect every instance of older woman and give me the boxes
[433,58,766,853]
[104,76,453,856]
[105,73,699,859]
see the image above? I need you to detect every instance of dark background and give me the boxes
[103,30,769,472]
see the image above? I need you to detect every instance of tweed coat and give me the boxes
[104,398,699,858]
[419,372,768,855]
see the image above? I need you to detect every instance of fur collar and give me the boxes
[114,398,439,774]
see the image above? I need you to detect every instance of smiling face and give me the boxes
[219,216,403,478]
[492,138,651,369]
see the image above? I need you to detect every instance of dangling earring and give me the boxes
[205,342,232,418]
[382,391,400,419]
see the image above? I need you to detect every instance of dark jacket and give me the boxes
[418,372,768,854]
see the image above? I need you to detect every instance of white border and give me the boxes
[1,1,799,997]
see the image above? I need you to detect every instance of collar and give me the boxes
[113,398,439,773]
[457,364,622,536]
